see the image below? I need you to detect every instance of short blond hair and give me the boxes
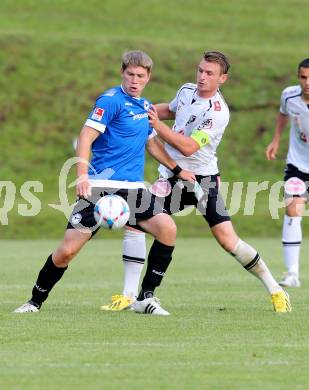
[121,50,153,73]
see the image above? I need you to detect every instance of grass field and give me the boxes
[1,0,309,238]
[1,238,308,390]
[1,2,308,389]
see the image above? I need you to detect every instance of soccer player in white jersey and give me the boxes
[14,50,195,315]
[266,58,309,288]
[102,51,291,313]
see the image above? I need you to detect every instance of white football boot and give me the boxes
[132,297,170,316]
[279,272,301,288]
[14,301,40,313]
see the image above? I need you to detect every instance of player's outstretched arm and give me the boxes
[147,137,195,182]
[265,113,289,160]
[148,106,199,156]
[155,103,175,120]
[76,126,100,198]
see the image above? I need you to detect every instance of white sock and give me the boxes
[231,239,282,294]
[122,229,146,299]
[282,214,302,276]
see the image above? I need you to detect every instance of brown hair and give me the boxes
[203,51,230,74]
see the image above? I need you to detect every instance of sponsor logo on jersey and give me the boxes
[125,101,133,106]
[186,115,196,125]
[198,118,213,129]
[177,100,185,111]
[214,101,221,111]
[300,132,307,143]
[91,108,104,121]
[133,113,148,120]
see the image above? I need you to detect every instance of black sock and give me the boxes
[137,290,154,300]
[137,240,174,301]
[30,255,68,308]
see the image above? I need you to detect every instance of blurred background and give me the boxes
[0,0,308,238]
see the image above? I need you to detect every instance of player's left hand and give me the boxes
[178,169,196,182]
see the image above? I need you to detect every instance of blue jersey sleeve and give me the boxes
[148,126,157,139]
[84,95,121,133]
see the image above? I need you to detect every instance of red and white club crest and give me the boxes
[91,107,105,121]
[214,101,221,111]
[284,177,307,196]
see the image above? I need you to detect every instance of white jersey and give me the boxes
[158,83,229,177]
[280,85,309,173]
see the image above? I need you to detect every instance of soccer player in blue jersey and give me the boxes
[14,50,195,315]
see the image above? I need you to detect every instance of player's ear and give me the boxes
[219,73,228,85]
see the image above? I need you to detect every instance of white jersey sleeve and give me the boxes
[280,86,301,115]
[168,83,197,113]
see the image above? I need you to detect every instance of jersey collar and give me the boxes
[120,84,141,100]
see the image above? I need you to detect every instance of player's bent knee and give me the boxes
[215,231,238,252]
[211,221,238,252]
[286,197,306,217]
[156,214,177,241]
[163,215,177,236]
[286,207,303,217]
[54,245,79,265]
[168,223,177,240]
[139,213,176,243]
[220,238,238,252]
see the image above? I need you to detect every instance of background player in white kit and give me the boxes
[266,58,309,288]
[102,51,291,313]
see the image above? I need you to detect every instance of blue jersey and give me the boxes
[84,85,154,183]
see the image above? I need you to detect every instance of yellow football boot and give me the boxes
[100,294,133,311]
[271,290,292,313]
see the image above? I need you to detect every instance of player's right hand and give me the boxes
[178,169,196,182]
[148,105,160,129]
[265,141,279,160]
[76,176,92,198]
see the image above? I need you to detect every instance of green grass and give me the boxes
[1,0,309,238]
[1,238,308,389]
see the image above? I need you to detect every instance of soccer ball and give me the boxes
[94,195,130,230]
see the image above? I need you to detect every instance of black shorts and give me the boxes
[284,164,309,200]
[67,187,165,235]
[151,174,230,228]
